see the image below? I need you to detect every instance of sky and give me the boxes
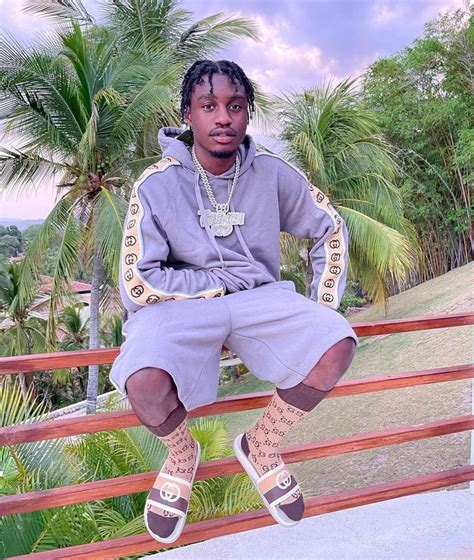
[0,0,466,220]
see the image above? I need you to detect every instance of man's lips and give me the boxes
[212,136,235,144]
[210,130,236,144]
[211,129,236,137]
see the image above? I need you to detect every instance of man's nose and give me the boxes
[215,106,232,126]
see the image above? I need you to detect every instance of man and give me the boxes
[110,60,357,544]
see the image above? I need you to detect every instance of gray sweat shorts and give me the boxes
[110,281,358,411]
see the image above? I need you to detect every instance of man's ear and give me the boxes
[184,109,192,128]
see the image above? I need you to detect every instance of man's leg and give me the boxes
[126,367,198,538]
[243,337,356,519]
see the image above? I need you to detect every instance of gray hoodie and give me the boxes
[119,127,348,313]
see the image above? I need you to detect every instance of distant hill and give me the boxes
[0,219,43,231]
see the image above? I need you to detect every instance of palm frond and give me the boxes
[92,188,128,283]
[176,13,260,61]
[0,35,86,145]
[190,417,229,461]
[342,206,413,280]
[250,84,276,135]
[18,194,85,346]
[23,0,94,25]
[0,146,65,194]
[277,78,420,302]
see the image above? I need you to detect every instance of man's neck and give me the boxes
[193,145,237,175]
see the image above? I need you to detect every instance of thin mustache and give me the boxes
[210,128,236,136]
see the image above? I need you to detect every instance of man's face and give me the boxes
[185,73,248,168]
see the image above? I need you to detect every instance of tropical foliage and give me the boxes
[0,262,46,396]
[0,0,260,413]
[277,79,417,304]
[362,9,472,281]
[1,3,471,557]
[0,383,260,557]
[0,225,23,257]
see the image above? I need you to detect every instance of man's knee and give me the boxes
[330,337,357,368]
[126,367,179,428]
[304,337,356,391]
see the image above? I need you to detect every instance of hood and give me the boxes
[158,127,256,176]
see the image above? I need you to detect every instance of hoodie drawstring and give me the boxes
[229,198,256,263]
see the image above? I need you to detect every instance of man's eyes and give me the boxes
[201,103,243,111]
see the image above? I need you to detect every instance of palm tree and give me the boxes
[104,0,259,61]
[0,262,46,397]
[277,79,418,303]
[1,2,267,413]
[0,22,180,412]
[59,303,89,350]
[102,0,273,153]
[24,1,270,154]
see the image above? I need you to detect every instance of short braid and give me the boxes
[180,60,255,122]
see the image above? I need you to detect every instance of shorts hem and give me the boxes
[276,326,358,389]
[109,358,193,411]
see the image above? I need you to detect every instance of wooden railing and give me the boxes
[1,312,473,559]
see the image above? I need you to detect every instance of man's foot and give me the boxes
[144,419,200,542]
[241,432,304,521]
[233,433,303,526]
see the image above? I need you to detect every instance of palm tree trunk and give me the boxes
[86,250,102,414]
[18,373,28,399]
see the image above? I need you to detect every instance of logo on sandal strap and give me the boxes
[160,482,180,502]
[276,470,292,490]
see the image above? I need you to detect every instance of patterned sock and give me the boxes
[244,384,329,519]
[146,412,198,535]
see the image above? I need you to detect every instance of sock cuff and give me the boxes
[276,382,329,412]
[154,402,187,437]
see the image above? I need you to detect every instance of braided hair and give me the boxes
[180,60,255,122]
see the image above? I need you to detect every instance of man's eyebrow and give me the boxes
[196,92,247,101]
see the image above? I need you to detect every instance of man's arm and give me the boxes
[279,166,348,309]
[119,175,225,313]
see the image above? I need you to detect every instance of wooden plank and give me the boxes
[0,347,118,375]
[1,415,472,516]
[1,312,472,375]
[8,466,473,559]
[353,311,474,337]
[2,364,472,446]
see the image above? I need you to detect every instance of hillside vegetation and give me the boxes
[218,263,473,496]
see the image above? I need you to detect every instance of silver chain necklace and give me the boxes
[192,146,245,237]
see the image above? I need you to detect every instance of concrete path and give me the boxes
[143,489,473,560]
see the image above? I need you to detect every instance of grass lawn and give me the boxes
[214,262,473,498]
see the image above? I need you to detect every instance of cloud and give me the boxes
[370,3,403,26]
[370,0,465,29]
[0,0,30,29]
[233,14,340,94]
[0,0,52,43]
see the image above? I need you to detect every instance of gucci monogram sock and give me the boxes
[147,409,198,530]
[244,383,329,520]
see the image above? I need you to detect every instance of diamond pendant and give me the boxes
[198,208,245,237]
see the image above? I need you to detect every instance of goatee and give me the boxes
[209,149,236,159]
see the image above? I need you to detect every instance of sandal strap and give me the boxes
[258,464,300,508]
[156,471,192,488]
[146,495,188,518]
[146,472,191,517]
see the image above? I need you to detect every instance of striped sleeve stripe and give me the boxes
[255,152,345,308]
[307,183,345,309]
[122,156,225,306]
